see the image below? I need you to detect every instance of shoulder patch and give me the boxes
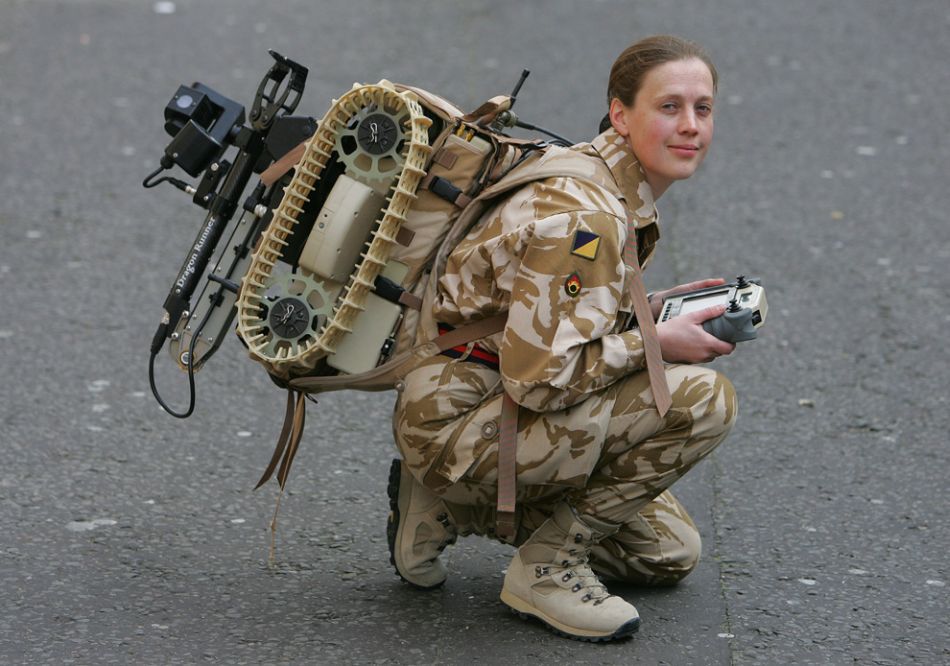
[571,230,601,261]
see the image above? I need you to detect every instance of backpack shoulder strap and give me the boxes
[478,146,615,202]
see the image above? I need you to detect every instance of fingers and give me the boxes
[690,304,729,323]
[658,278,727,302]
[691,277,727,289]
[677,277,726,294]
[713,340,737,356]
[683,305,735,359]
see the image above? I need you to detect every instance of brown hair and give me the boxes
[599,35,718,133]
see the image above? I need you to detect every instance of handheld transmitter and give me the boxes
[658,276,767,344]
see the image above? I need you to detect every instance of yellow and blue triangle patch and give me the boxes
[571,230,601,261]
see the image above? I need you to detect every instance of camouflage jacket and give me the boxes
[431,127,661,413]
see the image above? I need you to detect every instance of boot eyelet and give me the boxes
[581,593,592,603]
[574,533,583,543]
[562,572,573,582]
[561,559,569,566]
[535,566,549,578]
[572,583,582,592]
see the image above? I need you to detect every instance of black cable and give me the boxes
[142,165,167,188]
[513,120,573,146]
[142,157,194,193]
[149,346,196,419]
[145,175,195,194]
[148,294,218,419]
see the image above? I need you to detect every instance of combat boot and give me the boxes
[500,503,641,642]
[386,458,456,589]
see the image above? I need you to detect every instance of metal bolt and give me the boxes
[170,332,180,341]
[180,351,191,365]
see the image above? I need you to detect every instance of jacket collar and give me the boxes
[589,128,658,229]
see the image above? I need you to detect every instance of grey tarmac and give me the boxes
[0,0,947,664]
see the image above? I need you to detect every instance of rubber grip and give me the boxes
[702,308,758,343]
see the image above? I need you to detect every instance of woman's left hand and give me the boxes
[650,278,727,320]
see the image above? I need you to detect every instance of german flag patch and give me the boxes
[571,230,601,261]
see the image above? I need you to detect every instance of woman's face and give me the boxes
[610,57,715,198]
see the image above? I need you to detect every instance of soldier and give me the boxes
[389,35,738,642]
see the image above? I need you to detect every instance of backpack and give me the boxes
[234,80,618,503]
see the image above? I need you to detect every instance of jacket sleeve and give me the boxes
[498,208,646,412]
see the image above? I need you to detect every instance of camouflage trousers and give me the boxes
[393,355,737,585]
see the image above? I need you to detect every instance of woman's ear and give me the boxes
[609,98,630,137]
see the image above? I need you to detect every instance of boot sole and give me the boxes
[500,588,640,642]
[386,458,445,590]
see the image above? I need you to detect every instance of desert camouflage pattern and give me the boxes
[392,128,737,584]
[429,130,661,413]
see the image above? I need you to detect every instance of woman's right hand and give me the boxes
[655,305,736,364]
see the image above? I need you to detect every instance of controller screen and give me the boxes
[678,289,731,316]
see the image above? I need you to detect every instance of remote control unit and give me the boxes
[658,276,767,343]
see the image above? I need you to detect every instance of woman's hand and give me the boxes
[655,305,736,363]
[650,278,727,321]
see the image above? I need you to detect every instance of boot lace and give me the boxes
[539,554,612,605]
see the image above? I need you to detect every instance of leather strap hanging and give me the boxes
[623,217,672,416]
[255,389,308,489]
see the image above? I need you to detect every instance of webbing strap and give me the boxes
[496,392,519,541]
[276,391,307,488]
[428,312,518,539]
[260,141,307,187]
[433,313,507,352]
[623,218,671,416]
[255,389,308,489]
[398,291,423,311]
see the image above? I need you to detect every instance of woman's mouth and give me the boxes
[669,144,700,157]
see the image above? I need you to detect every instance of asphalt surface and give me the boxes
[1,1,948,664]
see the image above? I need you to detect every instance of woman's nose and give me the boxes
[679,110,699,133]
